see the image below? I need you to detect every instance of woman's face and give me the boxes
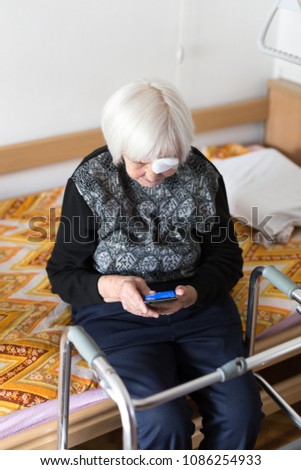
[123,155,178,188]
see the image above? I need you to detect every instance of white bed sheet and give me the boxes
[211,148,301,245]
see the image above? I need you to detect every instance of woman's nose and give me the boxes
[146,168,161,182]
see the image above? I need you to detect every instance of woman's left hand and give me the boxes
[153,285,198,315]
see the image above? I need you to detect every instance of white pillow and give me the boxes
[211,148,301,245]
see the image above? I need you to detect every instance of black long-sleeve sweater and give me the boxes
[46,146,243,307]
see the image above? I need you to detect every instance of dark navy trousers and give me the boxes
[72,294,263,450]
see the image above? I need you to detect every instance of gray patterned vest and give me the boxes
[72,149,219,283]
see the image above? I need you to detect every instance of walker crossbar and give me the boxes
[57,265,301,450]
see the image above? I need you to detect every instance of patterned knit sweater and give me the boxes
[47,146,243,307]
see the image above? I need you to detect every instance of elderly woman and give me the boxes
[46,79,263,450]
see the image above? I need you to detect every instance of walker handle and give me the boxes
[67,325,106,366]
[262,266,299,298]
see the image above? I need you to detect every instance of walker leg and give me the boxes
[57,328,73,450]
[254,373,301,430]
[92,356,138,449]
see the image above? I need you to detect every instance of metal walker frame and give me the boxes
[57,266,301,450]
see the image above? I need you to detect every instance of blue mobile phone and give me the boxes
[144,290,177,304]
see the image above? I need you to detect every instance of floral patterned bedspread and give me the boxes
[0,187,300,416]
[0,188,97,416]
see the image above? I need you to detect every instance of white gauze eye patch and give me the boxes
[151,158,179,174]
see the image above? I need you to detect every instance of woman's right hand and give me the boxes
[97,275,160,318]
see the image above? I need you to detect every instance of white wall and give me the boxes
[0,0,180,146]
[1,0,276,149]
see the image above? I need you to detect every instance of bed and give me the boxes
[0,78,301,450]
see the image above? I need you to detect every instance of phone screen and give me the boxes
[144,290,177,304]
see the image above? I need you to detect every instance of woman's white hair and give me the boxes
[101,79,195,165]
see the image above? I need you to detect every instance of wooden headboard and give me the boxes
[0,78,300,175]
[265,79,301,165]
